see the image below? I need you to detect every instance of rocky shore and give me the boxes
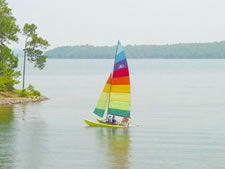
[0,96,48,105]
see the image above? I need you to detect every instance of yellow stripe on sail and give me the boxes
[110,92,130,102]
[103,84,111,93]
[111,85,130,93]
[99,92,108,100]
[96,99,107,110]
[109,100,130,111]
[94,74,112,117]
[95,92,109,110]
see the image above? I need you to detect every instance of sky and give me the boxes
[7,0,225,49]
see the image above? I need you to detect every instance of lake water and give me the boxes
[1,59,225,169]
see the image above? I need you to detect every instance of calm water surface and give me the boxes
[0,59,225,169]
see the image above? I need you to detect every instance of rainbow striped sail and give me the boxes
[108,42,130,117]
[93,41,131,118]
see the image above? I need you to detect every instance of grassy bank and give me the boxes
[0,85,48,105]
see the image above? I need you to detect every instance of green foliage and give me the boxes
[23,23,50,69]
[45,41,225,59]
[0,46,20,92]
[27,84,41,96]
[18,84,41,97]
[22,23,50,89]
[0,0,20,92]
[32,90,40,97]
[0,45,19,69]
[0,0,20,45]
[18,89,28,97]
[26,48,48,69]
[22,24,37,37]
[0,75,19,91]
[0,77,7,91]
[27,84,34,91]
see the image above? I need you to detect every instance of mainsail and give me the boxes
[93,74,112,117]
[108,42,131,117]
[93,41,131,118]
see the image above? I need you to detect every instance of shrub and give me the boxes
[19,89,28,97]
[19,84,41,97]
[27,84,34,92]
[33,90,40,96]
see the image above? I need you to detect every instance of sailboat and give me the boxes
[84,41,131,128]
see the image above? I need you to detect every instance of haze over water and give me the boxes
[0,59,225,169]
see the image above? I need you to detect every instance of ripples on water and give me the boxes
[0,59,225,169]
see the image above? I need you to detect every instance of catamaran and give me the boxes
[84,41,131,128]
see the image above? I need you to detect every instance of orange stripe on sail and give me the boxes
[112,76,130,85]
[106,74,112,84]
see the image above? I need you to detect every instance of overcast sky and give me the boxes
[7,0,225,49]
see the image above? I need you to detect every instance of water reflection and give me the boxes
[0,105,15,169]
[0,103,47,169]
[97,128,130,169]
[14,103,47,169]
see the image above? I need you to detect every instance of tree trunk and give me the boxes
[22,44,27,89]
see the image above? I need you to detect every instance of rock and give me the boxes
[0,96,48,105]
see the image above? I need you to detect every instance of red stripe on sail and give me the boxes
[113,67,129,78]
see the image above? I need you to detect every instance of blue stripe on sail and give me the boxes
[117,42,123,55]
[115,51,126,63]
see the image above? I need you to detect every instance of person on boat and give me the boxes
[121,117,129,125]
[107,115,112,123]
[112,115,116,124]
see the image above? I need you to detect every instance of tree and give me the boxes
[0,46,20,91]
[22,23,50,89]
[0,0,20,45]
[0,0,20,91]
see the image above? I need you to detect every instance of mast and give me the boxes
[106,41,120,119]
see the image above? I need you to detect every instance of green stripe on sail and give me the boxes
[108,108,130,118]
[109,100,130,111]
[93,108,105,117]
[96,98,108,110]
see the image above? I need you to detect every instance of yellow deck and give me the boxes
[84,119,125,128]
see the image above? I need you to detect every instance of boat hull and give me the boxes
[96,118,136,127]
[96,118,103,123]
[84,119,124,128]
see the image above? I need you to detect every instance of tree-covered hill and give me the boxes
[45,41,225,59]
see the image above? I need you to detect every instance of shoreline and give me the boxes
[0,96,48,105]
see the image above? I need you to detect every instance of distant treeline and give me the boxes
[45,41,225,59]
